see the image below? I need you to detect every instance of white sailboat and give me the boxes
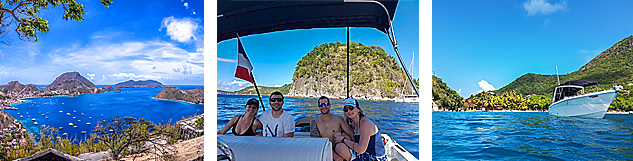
[548,80,622,119]
[395,52,419,103]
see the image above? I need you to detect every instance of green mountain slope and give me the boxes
[288,42,414,99]
[498,35,633,95]
[432,75,463,110]
[218,84,291,96]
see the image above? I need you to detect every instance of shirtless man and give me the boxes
[310,96,355,160]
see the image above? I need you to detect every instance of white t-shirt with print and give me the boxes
[259,110,294,137]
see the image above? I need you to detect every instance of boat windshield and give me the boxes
[553,86,582,103]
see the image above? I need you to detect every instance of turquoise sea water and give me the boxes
[2,85,204,142]
[217,94,420,159]
[433,112,633,160]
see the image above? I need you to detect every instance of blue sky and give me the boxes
[0,0,204,85]
[216,0,419,91]
[433,0,633,98]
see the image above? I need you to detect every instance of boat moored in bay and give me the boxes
[549,80,622,119]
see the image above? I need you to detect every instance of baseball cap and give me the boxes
[344,98,357,107]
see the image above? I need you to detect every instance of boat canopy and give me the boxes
[217,0,398,42]
[558,80,599,87]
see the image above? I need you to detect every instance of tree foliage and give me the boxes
[432,75,463,111]
[0,0,113,45]
[93,116,177,160]
[291,42,413,98]
[465,91,540,111]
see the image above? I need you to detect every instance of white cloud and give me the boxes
[476,80,496,94]
[218,79,252,91]
[0,66,8,75]
[173,63,193,74]
[457,88,462,94]
[274,84,282,87]
[524,0,567,16]
[184,2,189,9]
[101,75,107,81]
[230,80,250,86]
[109,73,168,80]
[161,17,200,43]
[87,73,96,80]
[49,40,203,84]
[217,57,237,63]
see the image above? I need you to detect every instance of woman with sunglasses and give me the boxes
[218,98,263,136]
[333,98,386,161]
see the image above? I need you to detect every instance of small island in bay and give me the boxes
[113,80,165,88]
[0,71,113,108]
[154,87,203,104]
[42,71,110,96]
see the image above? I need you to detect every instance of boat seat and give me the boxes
[218,135,332,161]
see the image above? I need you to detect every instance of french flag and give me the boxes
[235,37,254,83]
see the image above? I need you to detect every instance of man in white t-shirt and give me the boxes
[259,91,295,137]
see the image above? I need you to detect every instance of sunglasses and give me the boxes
[343,105,355,112]
[270,98,283,102]
[318,102,329,107]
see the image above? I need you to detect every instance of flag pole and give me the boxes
[236,33,266,111]
[250,72,266,111]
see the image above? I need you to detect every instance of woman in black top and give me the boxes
[218,99,263,136]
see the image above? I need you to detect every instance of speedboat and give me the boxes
[549,80,622,119]
[69,123,74,126]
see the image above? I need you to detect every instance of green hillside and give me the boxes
[218,84,291,95]
[432,75,463,110]
[498,35,633,95]
[288,42,414,99]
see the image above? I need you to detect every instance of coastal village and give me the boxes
[0,71,205,160]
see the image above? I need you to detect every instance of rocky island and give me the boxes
[154,87,203,104]
[42,71,109,96]
[0,72,113,108]
[113,80,165,88]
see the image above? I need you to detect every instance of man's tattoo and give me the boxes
[310,119,320,137]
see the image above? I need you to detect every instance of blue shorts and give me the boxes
[349,149,386,161]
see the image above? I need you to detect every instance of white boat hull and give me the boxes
[395,97,419,103]
[549,90,618,119]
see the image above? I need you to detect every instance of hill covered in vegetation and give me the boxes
[432,75,463,110]
[288,42,415,100]
[498,35,633,95]
[218,84,291,96]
